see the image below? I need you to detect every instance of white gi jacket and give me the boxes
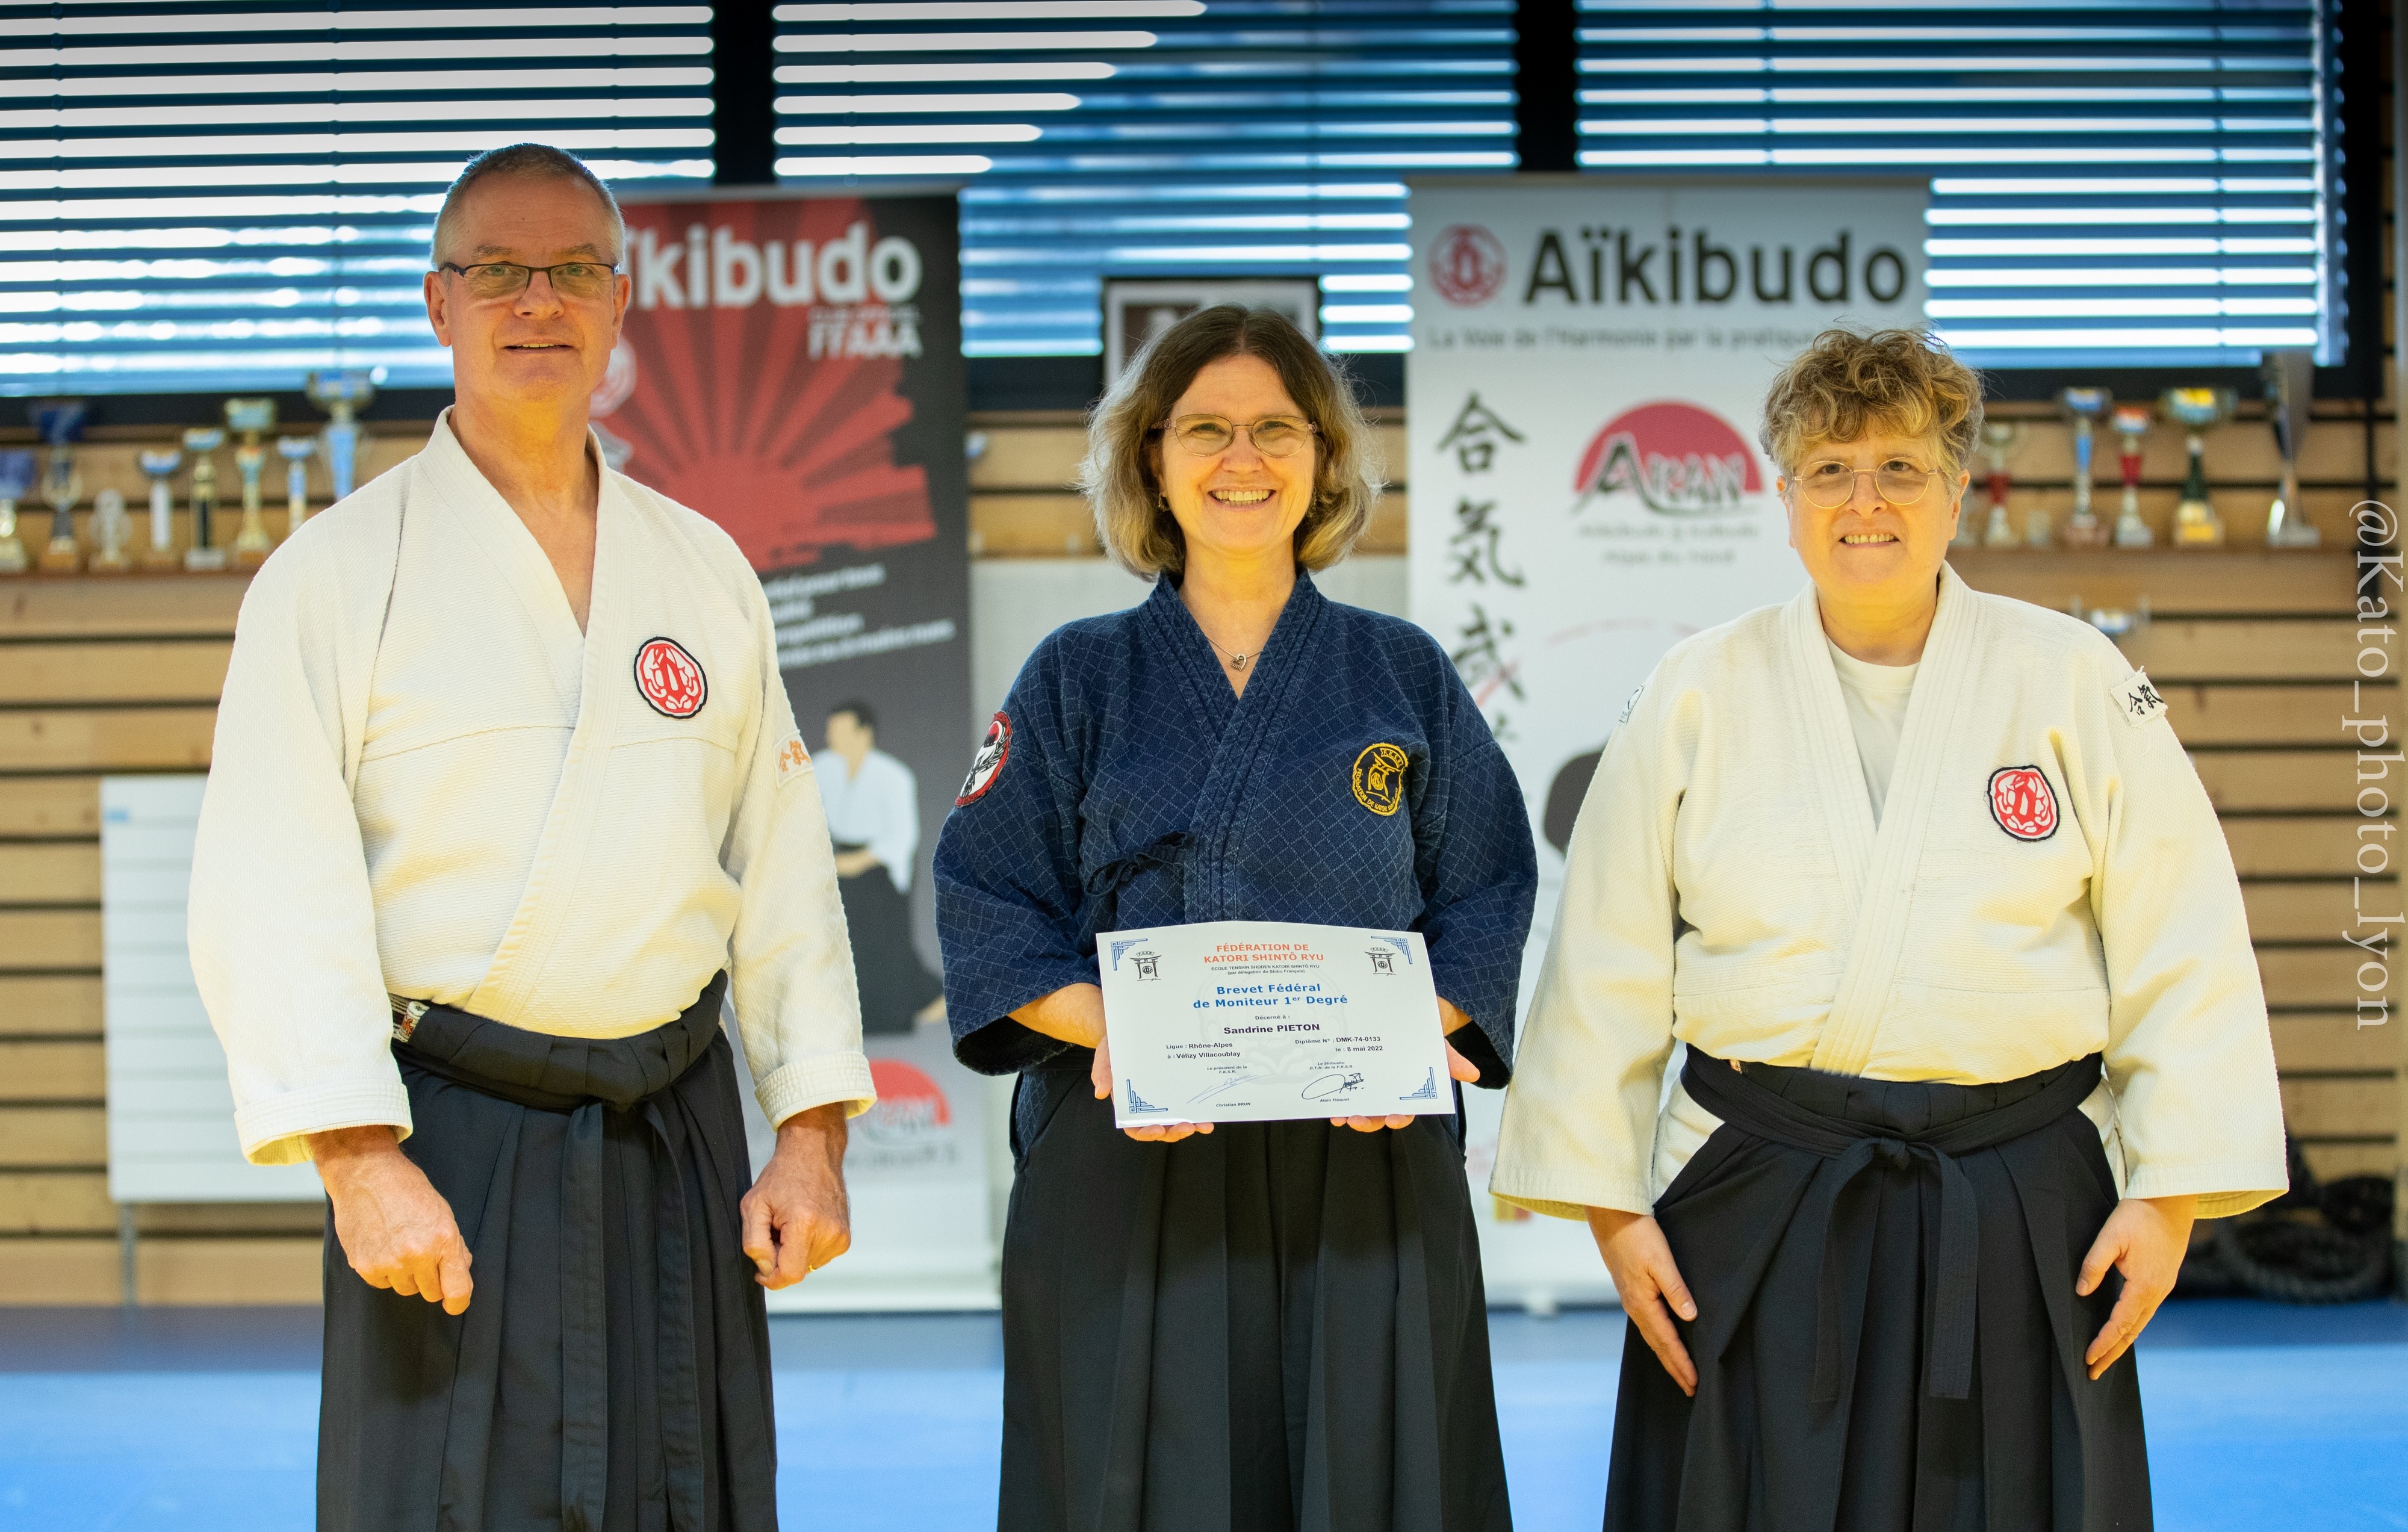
[191,414,874,1165]
[1492,566,2288,1223]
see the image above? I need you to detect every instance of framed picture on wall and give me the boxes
[1102,278,1323,383]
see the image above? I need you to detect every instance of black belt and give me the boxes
[392,975,730,1532]
[1681,1049,2105,1404]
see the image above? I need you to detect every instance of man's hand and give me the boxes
[741,1103,852,1288]
[1588,1207,1698,1397]
[831,849,878,879]
[308,1126,473,1315]
[1091,1031,1214,1143]
[2078,1192,2197,1380]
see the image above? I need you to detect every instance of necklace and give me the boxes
[1201,634,1253,672]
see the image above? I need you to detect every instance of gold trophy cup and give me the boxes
[182,428,228,572]
[88,488,131,574]
[0,450,33,575]
[225,397,278,569]
[32,402,87,574]
[2262,350,2320,548]
[2160,388,2236,548]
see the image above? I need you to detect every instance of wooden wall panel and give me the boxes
[0,1236,117,1302]
[0,577,246,638]
[0,777,99,836]
[0,1105,105,1165]
[2221,818,2394,879]
[0,1039,104,1099]
[1946,549,2353,616]
[0,975,101,1035]
[137,1236,321,1304]
[2270,1014,2402,1072]
[0,707,217,771]
[0,642,232,704]
[0,910,102,971]
[0,841,101,903]
[0,1169,114,1233]
[2193,752,2383,813]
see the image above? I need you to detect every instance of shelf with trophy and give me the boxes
[0,373,400,600]
[1947,351,2369,623]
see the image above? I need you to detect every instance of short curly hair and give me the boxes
[1081,305,1382,580]
[1760,328,1984,477]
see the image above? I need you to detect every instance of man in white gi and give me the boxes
[817,701,942,1033]
[190,141,874,1531]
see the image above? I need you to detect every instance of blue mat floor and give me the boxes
[0,1300,2400,1531]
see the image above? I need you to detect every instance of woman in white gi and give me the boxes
[1492,329,2286,1532]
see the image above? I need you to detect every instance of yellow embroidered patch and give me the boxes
[1351,742,1410,816]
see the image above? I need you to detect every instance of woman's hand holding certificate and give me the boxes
[1097,920,1465,1132]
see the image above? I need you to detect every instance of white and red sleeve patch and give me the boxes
[956,712,1011,805]
[774,731,811,785]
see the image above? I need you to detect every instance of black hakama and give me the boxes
[832,843,943,1035]
[1606,1050,2150,1532]
[318,975,778,1532]
[1000,1064,1512,1532]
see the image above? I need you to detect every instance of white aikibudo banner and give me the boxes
[1406,177,1929,1308]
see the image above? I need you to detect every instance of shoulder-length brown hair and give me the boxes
[1081,305,1383,580]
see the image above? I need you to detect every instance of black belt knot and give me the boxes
[1682,1049,2104,1408]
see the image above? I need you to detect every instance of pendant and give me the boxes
[1228,653,1251,671]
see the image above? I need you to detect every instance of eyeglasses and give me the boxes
[1791,459,1945,510]
[437,261,619,302]
[1155,414,1317,459]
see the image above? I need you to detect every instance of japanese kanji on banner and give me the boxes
[1405,177,1929,1306]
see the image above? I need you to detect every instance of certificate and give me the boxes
[1098,919,1453,1127]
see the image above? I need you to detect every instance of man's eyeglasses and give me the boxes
[1791,459,1944,510]
[1153,414,1317,459]
[437,261,619,302]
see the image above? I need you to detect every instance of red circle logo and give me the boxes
[1987,766,2058,841]
[1428,224,1507,306]
[633,637,707,719]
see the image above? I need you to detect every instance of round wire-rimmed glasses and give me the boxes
[1155,414,1318,459]
[1791,459,1945,510]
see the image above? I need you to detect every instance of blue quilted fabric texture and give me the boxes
[933,571,1538,1153]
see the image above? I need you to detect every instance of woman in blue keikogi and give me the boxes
[934,305,1538,1532]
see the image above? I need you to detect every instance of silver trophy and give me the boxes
[1979,421,2026,548]
[2058,387,2111,547]
[182,427,228,571]
[2161,388,2237,548]
[2110,404,2156,547]
[137,448,181,569]
[225,397,278,569]
[0,450,33,574]
[306,370,375,503]
[89,487,131,573]
[278,436,316,537]
[2262,350,2320,547]
[31,401,87,574]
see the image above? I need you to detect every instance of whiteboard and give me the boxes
[102,775,323,1203]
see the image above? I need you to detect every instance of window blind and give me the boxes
[1574,1,2336,370]
[771,1,1518,357]
[0,2,714,395]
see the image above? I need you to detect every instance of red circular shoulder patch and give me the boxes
[633,637,707,719]
[1987,765,2059,841]
[956,712,1011,805]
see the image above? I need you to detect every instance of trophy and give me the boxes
[2109,404,2156,547]
[225,397,277,569]
[2161,388,2236,548]
[306,370,374,503]
[2058,387,2111,547]
[0,450,32,574]
[1979,421,2026,548]
[88,488,131,574]
[278,437,316,536]
[2262,350,2320,547]
[182,427,227,571]
[136,448,181,570]
[31,401,86,574]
